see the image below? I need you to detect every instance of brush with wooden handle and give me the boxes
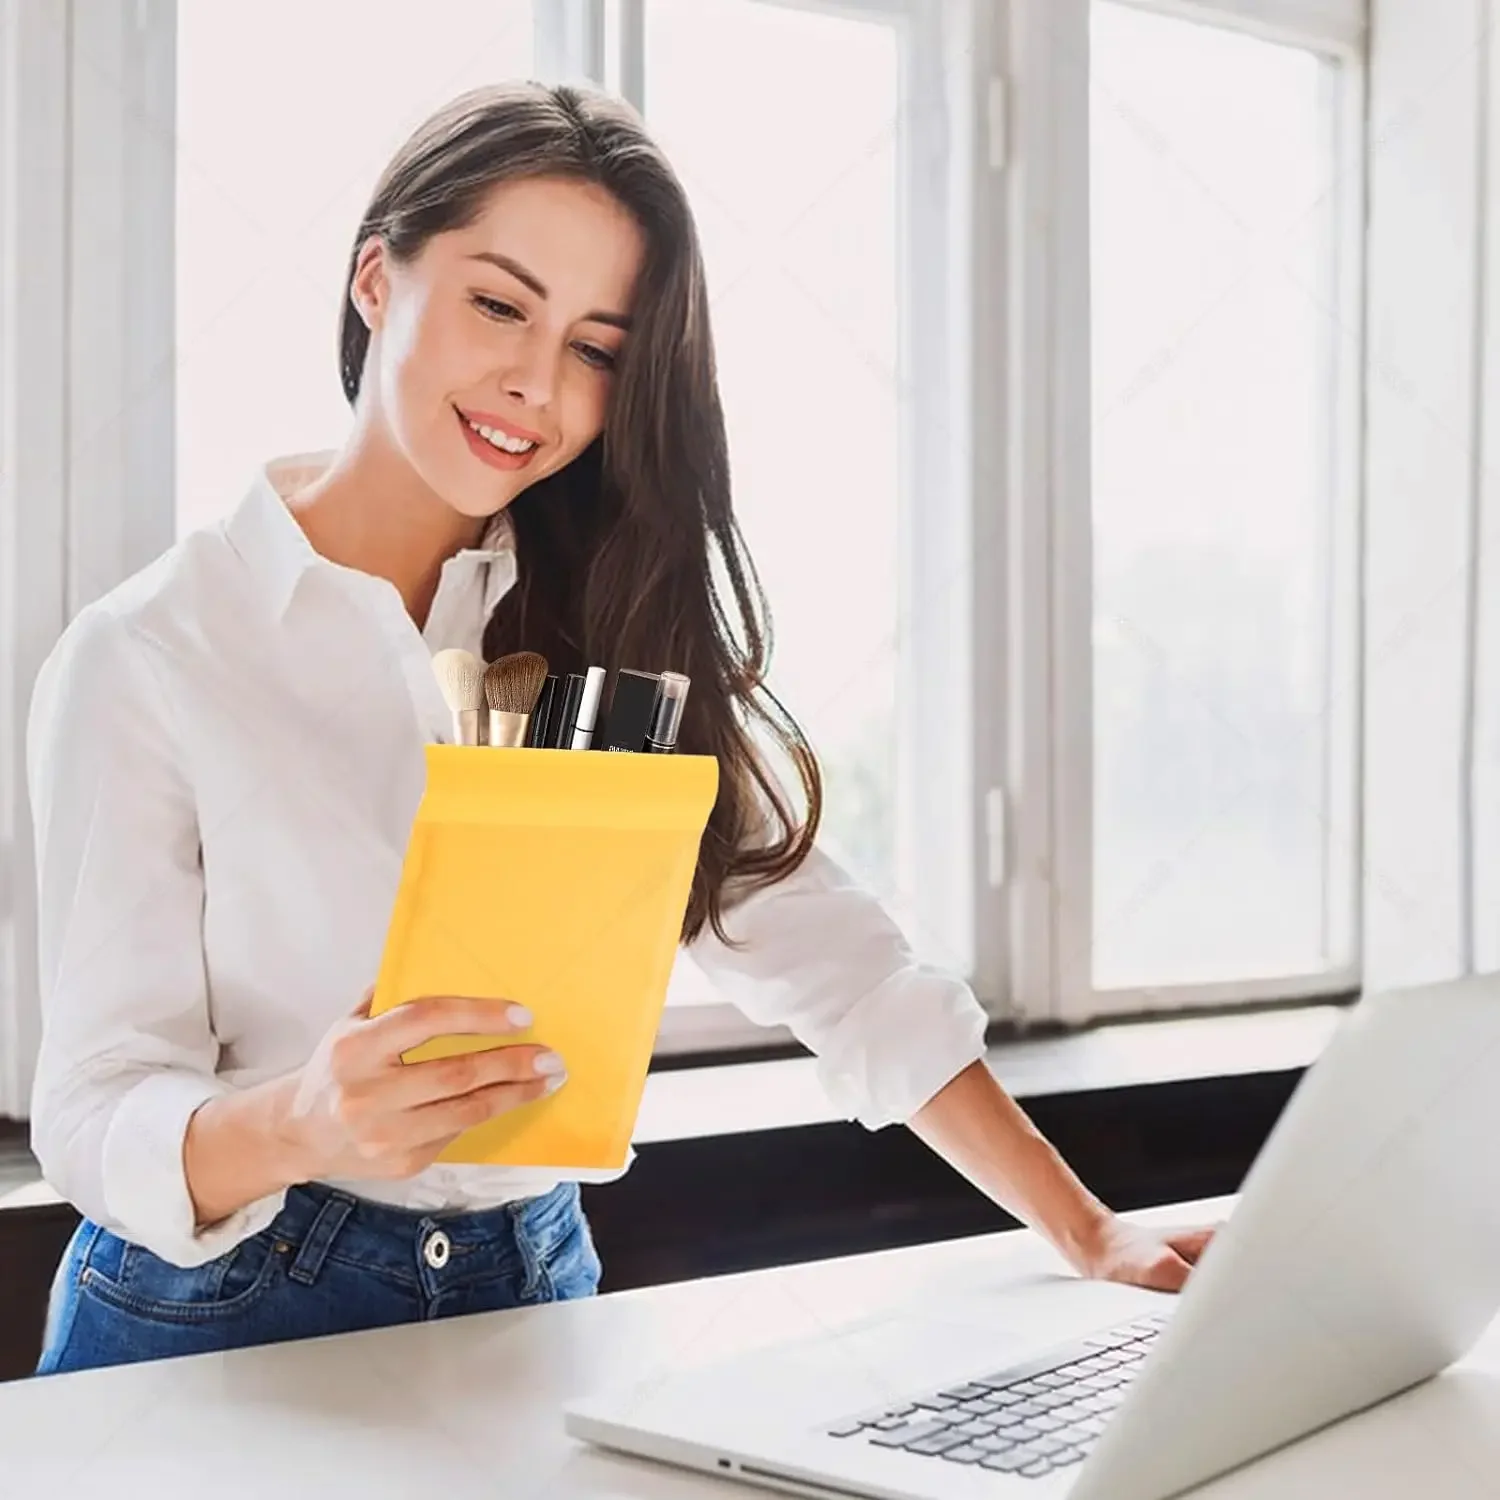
[484,652,550,747]
[431,648,486,745]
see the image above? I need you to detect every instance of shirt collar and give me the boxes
[223,449,518,623]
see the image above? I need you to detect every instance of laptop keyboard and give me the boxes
[823,1314,1167,1480]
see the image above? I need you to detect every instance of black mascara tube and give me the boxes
[550,673,588,748]
[644,672,691,753]
[526,675,559,748]
[569,667,607,750]
[600,669,661,752]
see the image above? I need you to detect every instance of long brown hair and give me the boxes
[337,81,821,943]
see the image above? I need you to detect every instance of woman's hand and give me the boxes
[906,1061,1222,1296]
[279,990,566,1184]
[1071,1214,1219,1293]
[185,991,563,1229]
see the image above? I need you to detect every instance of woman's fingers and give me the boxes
[381,1041,565,1111]
[317,993,565,1176]
[405,1072,564,1149]
[1166,1226,1218,1265]
[1142,1245,1194,1293]
[364,995,534,1063]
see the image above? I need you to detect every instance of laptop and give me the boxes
[564,973,1500,1498]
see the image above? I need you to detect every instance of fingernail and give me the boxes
[507,1004,534,1028]
[532,1050,565,1077]
[543,1071,567,1094]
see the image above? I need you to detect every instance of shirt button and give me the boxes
[423,1230,452,1270]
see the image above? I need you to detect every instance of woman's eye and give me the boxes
[473,294,522,322]
[574,342,617,372]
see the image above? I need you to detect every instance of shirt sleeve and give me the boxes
[26,606,285,1267]
[685,839,990,1130]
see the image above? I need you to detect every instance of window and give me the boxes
[616,0,974,1041]
[987,0,1364,1024]
[1087,2,1360,997]
[641,0,904,911]
[174,0,535,533]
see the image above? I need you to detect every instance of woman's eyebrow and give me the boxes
[465,250,633,330]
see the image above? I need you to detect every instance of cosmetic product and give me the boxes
[551,673,588,749]
[643,672,691,753]
[526,674,560,748]
[483,652,549,747]
[569,666,607,750]
[600,669,662,753]
[431,648,486,746]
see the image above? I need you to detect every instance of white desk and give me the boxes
[4,1198,1499,1498]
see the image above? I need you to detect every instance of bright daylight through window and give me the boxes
[1088,1,1358,994]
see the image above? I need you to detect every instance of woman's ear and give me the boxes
[349,235,389,333]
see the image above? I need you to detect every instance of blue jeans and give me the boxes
[36,1180,600,1375]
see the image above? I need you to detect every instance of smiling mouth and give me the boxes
[456,407,539,456]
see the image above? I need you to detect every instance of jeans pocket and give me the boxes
[81,1230,281,1324]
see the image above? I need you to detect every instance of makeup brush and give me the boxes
[484,651,550,747]
[431,648,486,746]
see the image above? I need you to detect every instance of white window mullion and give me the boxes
[1043,0,1096,1025]
[896,0,979,988]
[966,0,1013,1015]
[0,0,70,1119]
[1466,3,1500,976]
[1321,42,1365,984]
[608,0,646,108]
[535,0,606,85]
[999,0,1092,1025]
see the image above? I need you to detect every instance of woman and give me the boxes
[27,82,1210,1375]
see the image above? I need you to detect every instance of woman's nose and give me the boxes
[500,333,557,410]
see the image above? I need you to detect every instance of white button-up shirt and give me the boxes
[26,451,989,1267]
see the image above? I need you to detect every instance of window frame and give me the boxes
[1013,0,1368,1024]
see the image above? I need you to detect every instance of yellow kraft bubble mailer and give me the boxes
[369,744,719,1170]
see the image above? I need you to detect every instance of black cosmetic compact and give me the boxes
[599,669,661,752]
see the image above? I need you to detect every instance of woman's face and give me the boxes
[351,174,645,520]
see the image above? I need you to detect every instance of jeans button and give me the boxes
[423,1229,452,1270]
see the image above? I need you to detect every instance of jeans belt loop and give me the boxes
[507,1199,544,1299]
[287,1192,356,1286]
